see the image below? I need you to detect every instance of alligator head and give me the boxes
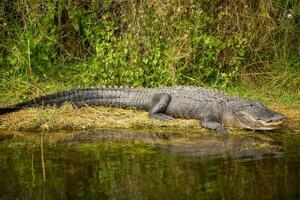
[222,100,287,130]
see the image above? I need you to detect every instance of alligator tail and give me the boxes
[0,88,105,115]
[0,107,21,115]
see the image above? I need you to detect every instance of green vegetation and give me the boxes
[0,0,299,106]
[1,1,300,196]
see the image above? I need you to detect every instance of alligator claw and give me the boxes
[201,120,229,134]
[216,127,229,134]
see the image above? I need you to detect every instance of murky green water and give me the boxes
[0,130,299,200]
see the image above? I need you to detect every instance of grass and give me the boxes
[226,84,300,108]
[0,95,299,133]
[0,74,299,133]
[0,0,299,134]
[0,104,203,132]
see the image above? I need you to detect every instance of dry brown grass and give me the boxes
[0,104,203,132]
[267,104,300,132]
[0,103,299,134]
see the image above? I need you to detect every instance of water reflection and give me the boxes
[0,130,299,199]
[63,129,284,161]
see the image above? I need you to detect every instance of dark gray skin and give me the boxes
[0,86,286,133]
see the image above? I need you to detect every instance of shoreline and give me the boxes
[0,103,298,133]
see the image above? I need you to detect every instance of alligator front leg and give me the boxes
[201,119,229,134]
[148,93,173,121]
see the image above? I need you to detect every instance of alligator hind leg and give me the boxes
[149,93,173,121]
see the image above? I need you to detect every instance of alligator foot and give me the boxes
[201,120,229,134]
[150,113,173,121]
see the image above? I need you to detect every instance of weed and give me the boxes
[0,0,299,105]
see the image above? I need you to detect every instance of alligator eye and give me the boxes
[249,104,254,108]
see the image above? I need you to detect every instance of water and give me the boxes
[0,130,299,200]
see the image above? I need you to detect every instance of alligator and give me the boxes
[0,86,286,133]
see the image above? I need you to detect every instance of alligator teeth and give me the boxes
[260,120,284,126]
[238,119,280,130]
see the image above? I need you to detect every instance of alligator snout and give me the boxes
[266,114,287,123]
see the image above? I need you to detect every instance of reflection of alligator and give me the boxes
[60,130,284,160]
[0,86,286,133]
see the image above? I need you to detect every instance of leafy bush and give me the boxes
[0,0,299,102]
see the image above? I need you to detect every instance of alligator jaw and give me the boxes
[237,111,286,130]
[238,120,283,130]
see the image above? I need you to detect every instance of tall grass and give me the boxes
[0,0,299,105]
